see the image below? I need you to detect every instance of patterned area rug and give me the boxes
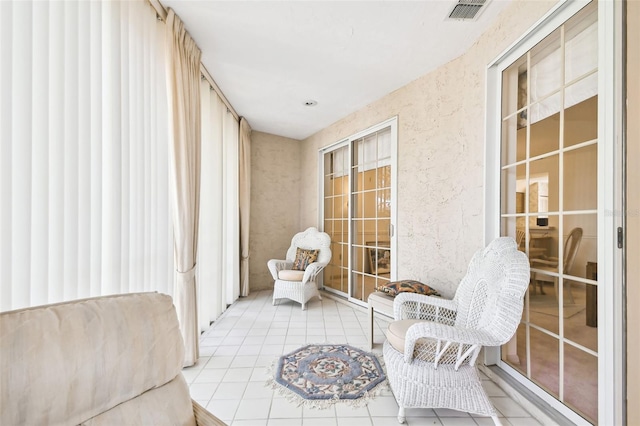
[267,344,387,409]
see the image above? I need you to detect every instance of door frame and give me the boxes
[483,0,624,424]
[318,117,398,307]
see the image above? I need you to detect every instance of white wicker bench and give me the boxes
[367,291,394,349]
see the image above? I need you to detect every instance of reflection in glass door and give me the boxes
[323,144,349,295]
[499,3,598,423]
[351,129,392,303]
[321,119,396,304]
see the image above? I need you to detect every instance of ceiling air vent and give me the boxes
[447,0,487,21]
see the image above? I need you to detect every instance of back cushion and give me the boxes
[0,292,187,426]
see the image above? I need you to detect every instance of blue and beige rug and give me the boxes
[267,344,387,409]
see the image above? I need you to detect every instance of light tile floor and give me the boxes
[183,290,541,426]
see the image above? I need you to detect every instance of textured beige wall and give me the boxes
[249,131,302,291]
[299,0,557,297]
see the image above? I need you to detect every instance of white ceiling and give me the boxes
[161,0,512,140]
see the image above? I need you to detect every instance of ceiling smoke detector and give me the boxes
[447,0,487,21]
[303,100,318,107]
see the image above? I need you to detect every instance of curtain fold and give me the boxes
[165,8,201,367]
[224,111,240,304]
[239,118,252,297]
[198,81,225,331]
[197,82,240,332]
[0,0,172,312]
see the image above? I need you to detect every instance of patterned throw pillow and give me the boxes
[292,247,319,271]
[375,280,440,298]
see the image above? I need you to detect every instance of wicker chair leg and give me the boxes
[491,415,502,425]
[397,406,405,424]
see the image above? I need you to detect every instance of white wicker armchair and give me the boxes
[268,227,331,310]
[383,237,530,425]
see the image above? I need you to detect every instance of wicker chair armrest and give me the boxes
[302,262,328,283]
[406,321,500,347]
[393,292,458,324]
[267,259,293,280]
[192,399,227,425]
[404,322,499,367]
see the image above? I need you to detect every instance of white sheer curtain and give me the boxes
[0,0,172,312]
[529,20,597,123]
[197,80,240,331]
[239,117,252,297]
[224,109,240,305]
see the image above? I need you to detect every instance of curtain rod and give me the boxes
[147,0,240,122]
[149,0,167,20]
[200,66,240,121]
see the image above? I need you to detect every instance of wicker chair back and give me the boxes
[453,237,531,345]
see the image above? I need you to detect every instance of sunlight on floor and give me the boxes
[183,290,541,426]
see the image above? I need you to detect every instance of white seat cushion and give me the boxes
[386,319,427,354]
[387,319,460,364]
[278,269,305,281]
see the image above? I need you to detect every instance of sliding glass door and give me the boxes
[321,118,397,304]
[323,143,350,295]
[496,3,604,424]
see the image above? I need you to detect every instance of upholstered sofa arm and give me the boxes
[192,400,227,426]
[267,259,293,280]
[302,262,328,283]
[0,293,207,426]
[393,292,458,325]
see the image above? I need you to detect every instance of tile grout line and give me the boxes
[188,290,539,426]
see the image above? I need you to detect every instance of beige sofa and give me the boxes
[0,292,225,426]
